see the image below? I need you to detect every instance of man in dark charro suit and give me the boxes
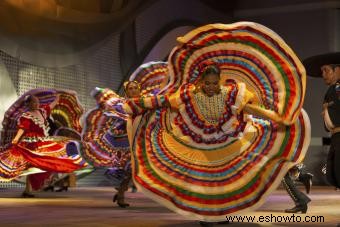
[304,52,340,189]
[283,52,340,214]
[321,62,340,187]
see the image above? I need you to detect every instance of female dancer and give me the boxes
[82,83,139,207]
[0,93,86,197]
[124,22,311,223]
[82,62,168,207]
[112,81,141,207]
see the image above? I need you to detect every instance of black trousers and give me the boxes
[282,173,311,206]
[326,133,340,188]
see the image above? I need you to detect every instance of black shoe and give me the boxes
[301,173,313,194]
[43,186,54,192]
[199,221,214,227]
[117,201,130,208]
[56,186,68,192]
[113,194,118,203]
[113,194,129,208]
[285,204,307,214]
[131,186,137,193]
[217,220,230,225]
[21,192,35,198]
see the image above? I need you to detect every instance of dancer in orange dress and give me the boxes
[124,22,311,223]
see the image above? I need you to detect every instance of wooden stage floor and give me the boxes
[0,186,339,226]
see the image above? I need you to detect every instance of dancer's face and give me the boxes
[28,96,40,110]
[200,73,220,97]
[321,65,340,85]
[126,82,141,98]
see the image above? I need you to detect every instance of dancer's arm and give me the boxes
[11,129,24,145]
[243,104,283,123]
[230,83,283,123]
[124,95,168,115]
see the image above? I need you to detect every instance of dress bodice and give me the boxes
[193,87,227,125]
[18,105,50,138]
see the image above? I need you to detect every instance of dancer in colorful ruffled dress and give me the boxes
[82,62,168,207]
[82,84,139,207]
[0,89,86,197]
[124,22,311,223]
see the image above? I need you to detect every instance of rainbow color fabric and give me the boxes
[129,61,169,96]
[1,88,83,146]
[0,88,86,181]
[81,62,169,167]
[128,22,311,221]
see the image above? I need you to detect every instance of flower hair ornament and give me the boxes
[123,81,141,93]
[197,61,221,79]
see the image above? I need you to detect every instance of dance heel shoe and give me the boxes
[21,192,35,198]
[113,194,117,202]
[199,221,230,226]
[285,204,308,214]
[56,186,68,192]
[199,221,214,227]
[113,194,130,208]
[131,186,137,193]
[43,186,54,192]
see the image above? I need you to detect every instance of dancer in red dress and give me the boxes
[0,94,86,197]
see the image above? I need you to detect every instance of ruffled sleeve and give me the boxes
[167,84,197,110]
[168,89,182,110]
[231,83,254,115]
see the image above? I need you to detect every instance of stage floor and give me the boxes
[0,186,339,226]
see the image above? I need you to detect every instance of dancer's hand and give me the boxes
[11,139,18,145]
